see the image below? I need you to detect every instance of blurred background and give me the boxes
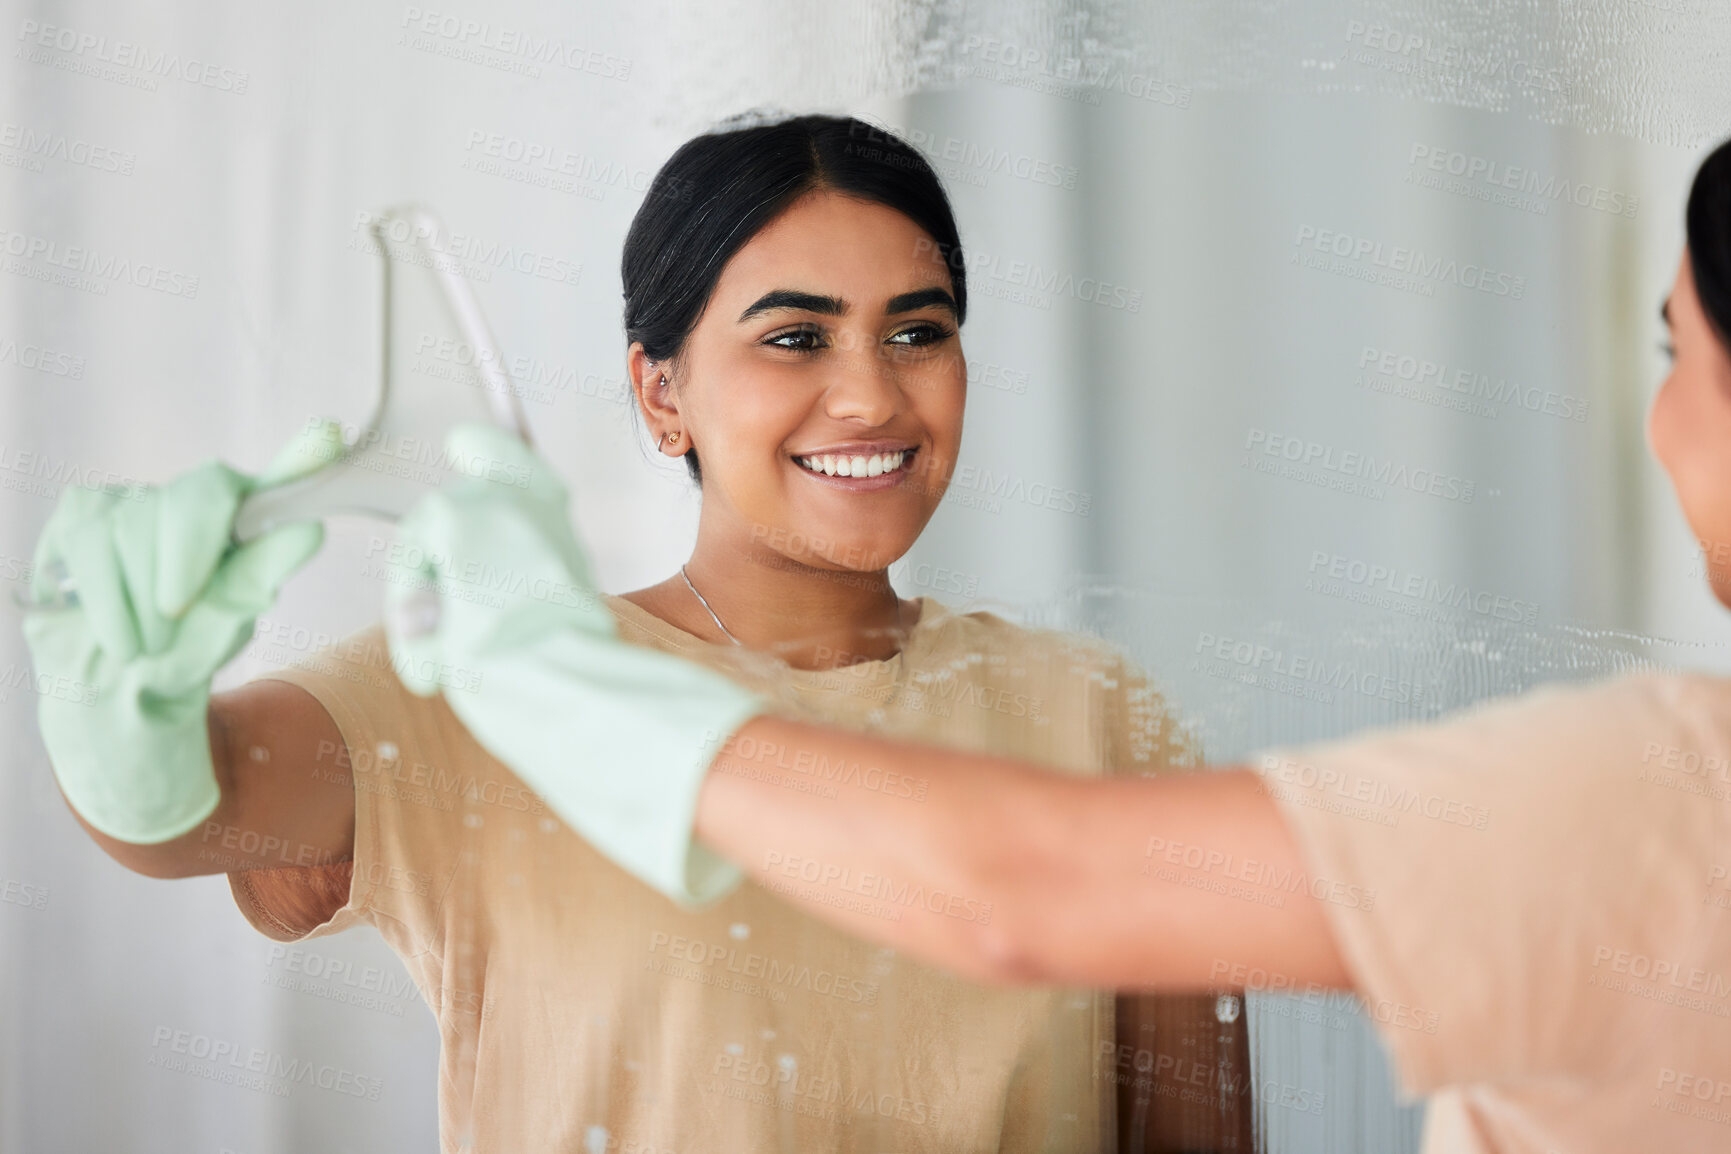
[2,1,1728,1151]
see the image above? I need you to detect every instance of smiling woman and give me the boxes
[45,111,1240,1153]
[614,116,971,670]
[608,112,1250,1145]
[619,190,961,665]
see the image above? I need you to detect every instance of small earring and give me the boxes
[668,430,681,444]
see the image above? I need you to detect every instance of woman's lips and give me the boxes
[790,446,919,491]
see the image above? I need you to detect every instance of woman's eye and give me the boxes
[767,327,824,351]
[1659,340,1677,361]
[888,322,954,348]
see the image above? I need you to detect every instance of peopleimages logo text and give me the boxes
[1293,226,1525,298]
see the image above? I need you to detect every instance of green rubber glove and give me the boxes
[382,423,770,907]
[19,420,344,843]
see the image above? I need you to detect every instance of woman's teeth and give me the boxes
[795,449,908,478]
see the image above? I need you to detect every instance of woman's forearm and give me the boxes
[695,714,1352,991]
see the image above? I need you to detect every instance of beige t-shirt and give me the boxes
[1254,671,1731,1154]
[230,593,1197,1153]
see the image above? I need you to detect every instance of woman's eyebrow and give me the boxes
[738,289,844,322]
[1662,296,1673,327]
[737,286,958,323]
[885,286,958,318]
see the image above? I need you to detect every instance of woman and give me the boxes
[22,115,1240,1151]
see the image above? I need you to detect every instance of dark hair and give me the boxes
[1688,136,1731,349]
[622,110,968,483]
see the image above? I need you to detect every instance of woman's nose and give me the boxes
[820,335,908,424]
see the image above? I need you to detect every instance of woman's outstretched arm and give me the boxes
[694,714,1353,992]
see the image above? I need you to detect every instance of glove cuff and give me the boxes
[659,690,773,907]
[41,684,223,844]
[435,635,772,909]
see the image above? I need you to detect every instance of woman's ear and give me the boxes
[627,343,682,446]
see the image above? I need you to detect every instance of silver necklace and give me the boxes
[680,564,743,646]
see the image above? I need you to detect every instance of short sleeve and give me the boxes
[225,624,466,953]
[1251,672,1731,1094]
[228,860,361,943]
